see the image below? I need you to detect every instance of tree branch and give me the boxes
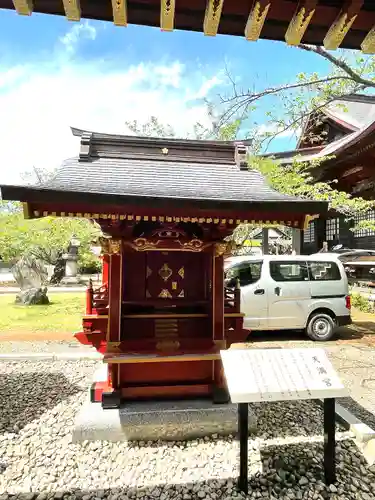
[298,45,375,89]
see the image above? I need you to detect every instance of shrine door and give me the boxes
[145,251,206,301]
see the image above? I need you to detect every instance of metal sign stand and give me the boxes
[237,398,336,494]
[219,348,347,495]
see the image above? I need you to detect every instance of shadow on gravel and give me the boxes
[339,396,375,430]
[4,440,375,500]
[0,372,81,434]
[251,400,345,439]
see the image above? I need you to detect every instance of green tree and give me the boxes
[219,45,375,150]
[0,205,101,271]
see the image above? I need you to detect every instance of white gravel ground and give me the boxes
[0,360,375,500]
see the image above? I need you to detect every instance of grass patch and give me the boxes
[0,292,84,334]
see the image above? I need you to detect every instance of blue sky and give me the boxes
[0,9,331,184]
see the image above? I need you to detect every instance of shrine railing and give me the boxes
[86,280,109,315]
[224,286,241,313]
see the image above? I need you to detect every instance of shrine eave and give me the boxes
[2,0,375,53]
[0,184,326,217]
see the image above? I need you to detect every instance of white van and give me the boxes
[224,254,352,341]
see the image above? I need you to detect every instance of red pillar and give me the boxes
[213,252,224,341]
[102,254,109,285]
[102,241,123,407]
[212,247,227,403]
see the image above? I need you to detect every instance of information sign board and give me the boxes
[221,348,348,404]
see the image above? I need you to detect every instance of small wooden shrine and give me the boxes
[0,129,327,408]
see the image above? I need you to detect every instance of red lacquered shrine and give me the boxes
[0,129,327,408]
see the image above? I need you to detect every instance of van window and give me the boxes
[270,261,308,282]
[226,261,263,287]
[308,261,341,281]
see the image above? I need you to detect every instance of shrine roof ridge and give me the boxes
[71,127,253,165]
[71,127,252,148]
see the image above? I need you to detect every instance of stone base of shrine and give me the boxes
[72,366,257,442]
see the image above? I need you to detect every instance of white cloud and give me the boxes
[59,21,97,54]
[256,123,299,139]
[0,23,221,185]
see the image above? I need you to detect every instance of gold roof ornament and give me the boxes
[203,0,224,36]
[245,0,271,42]
[12,0,32,15]
[285,1,317,46]
[361,25,375,54]
[161,0,175,31]
[323,2,362,50]
[62,0,81,21]
[112,0,127,26]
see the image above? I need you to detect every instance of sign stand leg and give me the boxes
[323,398,336,484]
[238,403,248,494]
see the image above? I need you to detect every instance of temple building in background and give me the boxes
[264,94,375,253]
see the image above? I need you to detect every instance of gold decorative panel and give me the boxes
[178,290,185,298]
[178,267,185,279]
[172,281,177,290]
[158,263,172,282]
[159,289,172,299]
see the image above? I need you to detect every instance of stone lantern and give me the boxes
[62,234,80,283]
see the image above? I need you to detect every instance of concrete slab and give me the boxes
[72,398,257,443]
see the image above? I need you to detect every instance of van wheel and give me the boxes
[306,313,335,341]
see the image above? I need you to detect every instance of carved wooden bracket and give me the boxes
[100,237,122,255]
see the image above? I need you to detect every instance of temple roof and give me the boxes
[0,128,326,216]
[2,1,375,53]
[268,94,375,169]
[324,95,375,131]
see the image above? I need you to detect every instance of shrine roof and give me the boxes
[0,155,324,214]
[324,95,375,130]
[0,129,326,215]
[2,1,375,53]
[266,106,375,167]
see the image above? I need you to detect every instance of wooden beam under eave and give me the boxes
[361,26,375,54]
[22,202,31,219]
[323,0,363,50]
[160,0,175,32]
[111,0,127,27]
[285,0,317,46]
[62,0,81,22]
[245,0,271,42]
[12,0,33,15]
[203,0,224,37]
